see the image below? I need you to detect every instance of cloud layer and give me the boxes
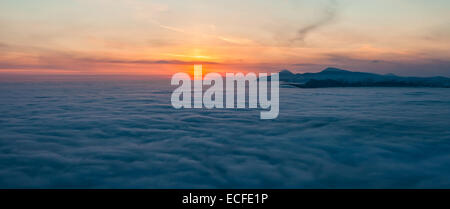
[0,81,450,188]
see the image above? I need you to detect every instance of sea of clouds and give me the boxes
[0,80,449,188]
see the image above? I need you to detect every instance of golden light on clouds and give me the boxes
[0,0,449,76]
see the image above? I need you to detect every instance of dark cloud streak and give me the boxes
[80,58,220,65]
[291,0,339,43]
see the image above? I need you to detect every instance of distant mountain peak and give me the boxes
[321,67,351,73]
[279,69,294,75]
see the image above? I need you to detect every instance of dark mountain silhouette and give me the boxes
[279,67,450,88]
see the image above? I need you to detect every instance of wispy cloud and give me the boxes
[291,0,339,43]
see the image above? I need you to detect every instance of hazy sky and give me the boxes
[1,0,450,76]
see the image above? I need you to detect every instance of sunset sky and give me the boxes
[1,0,450,76]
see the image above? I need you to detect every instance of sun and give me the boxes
[189,64,208,80]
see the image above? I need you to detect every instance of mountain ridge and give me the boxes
[278,67,450,88]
